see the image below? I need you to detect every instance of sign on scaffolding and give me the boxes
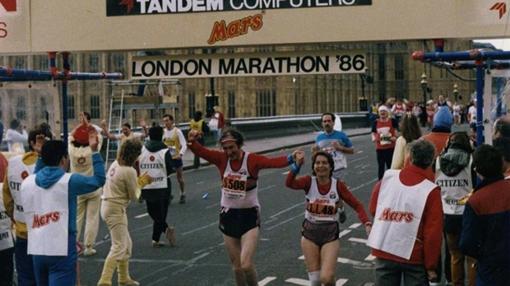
[130,51,366,79]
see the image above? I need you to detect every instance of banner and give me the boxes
[0,0,30,54]
[130,51,366,79]
[106,0,372,16]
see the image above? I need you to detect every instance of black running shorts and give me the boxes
[219,207,260,239]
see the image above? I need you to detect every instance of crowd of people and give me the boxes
[0,99,508,286]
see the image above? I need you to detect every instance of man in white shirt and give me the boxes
[162,114,187,204]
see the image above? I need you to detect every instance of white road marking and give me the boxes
[348,237,368,244]
[364,254,376,261]
[350,156,368,163]
[350,178,378,192]
[181,221,217,236]
[269,202,303,219]
[299,256,373,268]
[282,171,290,175]
[266,213,303,231]
[349,223,361,229]
[205,202,220,209]
[338,229,351,238]
[196,181,204,184]
[285,278,309,285]
[336,279,348,286]
[258,276,277,285]
[135,213,149,219]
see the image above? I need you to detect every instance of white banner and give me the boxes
[130,51,366,79]
[0,0,30,54]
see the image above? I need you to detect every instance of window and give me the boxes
[394,55,404,80]
[88,54,99,72]
[111,53,125,74]
[188,92,196,119]
[256,89,276,117]
[16,96,26,120]
[228,90,236,118]
[67,95,75,119]
[378,54,386,80]
[13,56,26,69]
[37,55,48,70]
[90,95,100,119]
[39,97,47,120]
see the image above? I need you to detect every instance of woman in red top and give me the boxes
[286,151,371,286]
[188,128,297,286]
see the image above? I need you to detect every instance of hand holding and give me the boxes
[188,129,200,142]
[88,129,99,152]
[294,150,305,166]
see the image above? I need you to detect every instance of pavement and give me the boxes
[180,127,372,170]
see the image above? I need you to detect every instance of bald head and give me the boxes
[493,115,510,140]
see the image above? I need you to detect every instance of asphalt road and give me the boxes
[79,134,379,286]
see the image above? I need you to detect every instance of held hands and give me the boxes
[427,270,438,281]
[187,129,201,142]
[88,129,99,152]
[293,150,305,166]
[137,172,154,189]
[364,223,372,236]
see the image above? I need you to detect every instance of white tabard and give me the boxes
[0,183,14,251]
[367,170,436,259]
[7,155,35,223]
[21,173,71,256]
[435,159,473,215]
[139,147,168,189]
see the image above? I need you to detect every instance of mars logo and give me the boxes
[207,14,263,45]
[32,211,60,229]
[21,171,29,180]
[149,155,155,161]
[0,0,16,12]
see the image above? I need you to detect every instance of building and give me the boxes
[0,39,475,130]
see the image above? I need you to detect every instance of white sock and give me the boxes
[308,271,320,286]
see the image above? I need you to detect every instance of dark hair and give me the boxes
[311,151,334,177]
[409,139,435,169]
[41,140,68,166]
[400,114,422,143]
[473,144,503,178]
[321,112,336,122]
[82,112,91,121]
[193,111,203,122]
[9,119,20,130]
[494,118,510,139]
[163,114,174,121]
[28,124,53,151]
[447,132,473,153]
[493,137,510,163]
[122,123,131,129]
[220,128,244,146]
[149,126,163,141]
[117,139,142,166]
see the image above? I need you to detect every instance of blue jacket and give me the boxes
[34,152,106,234]
[460,178,510,286]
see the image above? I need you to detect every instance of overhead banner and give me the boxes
[130,51,366,79]
[106,0,372,16]
[3,0,510,53]
[0,0,30,54]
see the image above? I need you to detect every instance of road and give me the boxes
[79,134,378,286]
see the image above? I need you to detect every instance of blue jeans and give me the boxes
[32,234,77,286]
[15,237,36,286]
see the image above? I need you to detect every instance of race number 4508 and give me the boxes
[335,54,366,72]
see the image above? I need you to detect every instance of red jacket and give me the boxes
[369,164,443,270]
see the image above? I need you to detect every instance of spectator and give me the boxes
[5,119,28,153]
[368,139,443,285]
[371,105,398,180]
[391,113,422,170]
[460,145,510,286]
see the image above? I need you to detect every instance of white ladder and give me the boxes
[105,88,125,163]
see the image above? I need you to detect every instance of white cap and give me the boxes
[378,105,390,113]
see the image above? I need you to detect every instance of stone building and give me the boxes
[0,39,475,130]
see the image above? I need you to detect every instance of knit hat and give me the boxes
[433,106,453,129]
[73,124,94,145]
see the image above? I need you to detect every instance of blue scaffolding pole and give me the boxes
[412,49,510,146]
[0,52,123,147]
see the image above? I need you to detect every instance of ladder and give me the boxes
[105,88,125,163]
